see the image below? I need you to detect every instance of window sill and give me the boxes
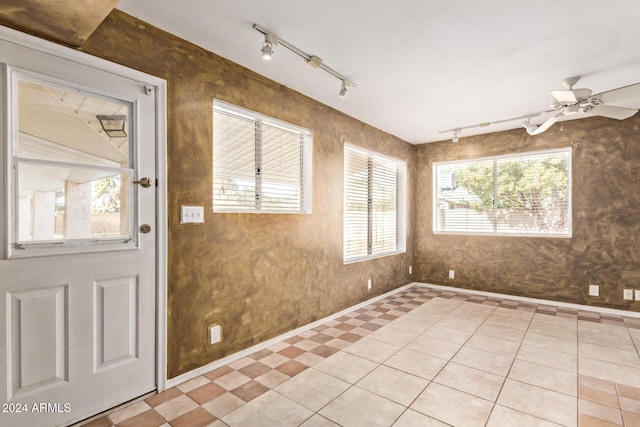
[344,249,406,265]
[433,230,572,239]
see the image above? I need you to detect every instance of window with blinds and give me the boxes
[213,100,312,213]
[344,144,407,263]
[434,148,571,236]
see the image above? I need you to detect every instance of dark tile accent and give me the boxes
[278,346,306,359]
[338,332,363,343]
[238,362,273,379]
[284,336,305,344]
[187,382,226,405]
[361,322,383,331]
[204,366,234,381]
[578,316,601,323]
[169,407,216,427]
[230,380,270,403]
[310,345,341,358]
[498,303,518,310]
[82,417,112,427]
[334,322,357,331]
[145,387,184,407]
[116,409,165,427]
[519,303,538,309]
[276,360,308,377]
[578,311,600,319]
[600,314,623,322]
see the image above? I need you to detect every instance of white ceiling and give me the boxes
[117,0,640,144]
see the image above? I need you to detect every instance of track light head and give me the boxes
[261,33,276,60]
[339,80,349,99]
[452,129,460,143]
[261,42,273,60]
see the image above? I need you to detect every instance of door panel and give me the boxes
[0,35,157,427]
[95,276,139,370]
[9,285,67,397]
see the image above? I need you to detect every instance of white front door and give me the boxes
[0,33,159,426]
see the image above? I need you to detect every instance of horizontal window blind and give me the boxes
[213,100,312,213]
[434,148,571,236]
[344,144,406,262]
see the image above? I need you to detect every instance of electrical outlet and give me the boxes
[367,279,372,290]
[588,285,599,297]
[409,266,412,274]
[624,289,633,300]
[635,290,640,301]
[449,270,455,279]
[209,324,221,344]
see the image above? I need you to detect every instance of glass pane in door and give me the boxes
[15,77,134,243]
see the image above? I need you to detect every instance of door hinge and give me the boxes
[144,85,155,95]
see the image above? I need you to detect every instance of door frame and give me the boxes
[0,24,169,395]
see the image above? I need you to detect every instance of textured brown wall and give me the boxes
[76,11,415,378]
[414,114,640,310]
[0,0,119,47]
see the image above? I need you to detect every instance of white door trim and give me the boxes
[0,25,169,393]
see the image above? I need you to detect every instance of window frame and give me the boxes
[343,143,407,263]
[433,147,572,238]
[213,99,313,214]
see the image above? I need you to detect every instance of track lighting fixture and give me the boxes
[452,129,460,143]
[253,24,357,99]
[261,33,276,60]
[339,80,349,99]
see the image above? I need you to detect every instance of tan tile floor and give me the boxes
[82,285,640,427]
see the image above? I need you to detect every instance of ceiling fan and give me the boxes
[440,77,640,140]
[522,76,639,135]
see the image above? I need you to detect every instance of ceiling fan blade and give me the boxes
[584,105,638,120]
[550,90,577,104]
[526,111,563,135]
[597,83,640,104]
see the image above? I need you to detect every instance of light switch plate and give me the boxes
[181,205,204,224]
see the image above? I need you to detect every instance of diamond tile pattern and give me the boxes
[79,286,640,427]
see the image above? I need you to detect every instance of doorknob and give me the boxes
[140,224,151,233]
[134,177,152,188]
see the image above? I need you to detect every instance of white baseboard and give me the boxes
[416,282,640,319]
[165,283,416,390]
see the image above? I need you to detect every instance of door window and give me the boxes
[11,74,136,251]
